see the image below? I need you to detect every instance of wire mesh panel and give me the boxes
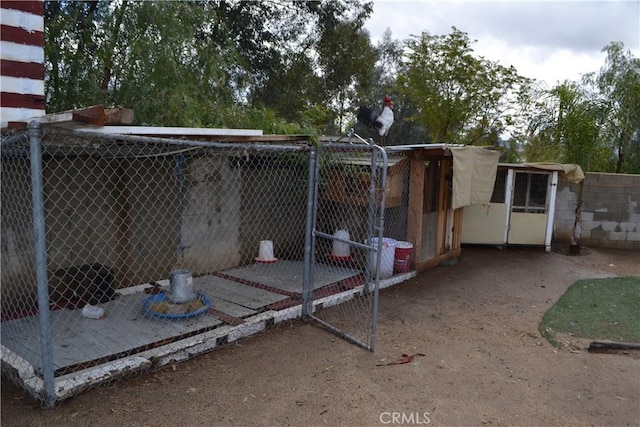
[0,130,44,398]
[1,126,310,404]
[307,144,390,350]
[0,124,398,406]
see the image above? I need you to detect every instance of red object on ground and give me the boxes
[394,242,413,273]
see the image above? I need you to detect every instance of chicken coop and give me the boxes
[1,117,427,406]
[461,163,584,251]
[319,139,501,271]
[1,111,501,406]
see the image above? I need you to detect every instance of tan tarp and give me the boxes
[523,162,585,183]
[450,146,501,209]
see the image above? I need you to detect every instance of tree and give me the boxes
[524,81,614,171]
[45,1,240,126]
[44,0,375,130]
[396,27,531,146]
[316,21,377,133]
[523,42,639,173]
[586,42,640,173]
[44,1,111,112]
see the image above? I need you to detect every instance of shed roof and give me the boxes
[498,162,585,183]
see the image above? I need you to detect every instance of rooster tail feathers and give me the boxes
[357,106,379,128]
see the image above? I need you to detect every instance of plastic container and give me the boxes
[368,237,396,279]
[331,229,351,260]
[394,241,414,273]
[256,240,277,263]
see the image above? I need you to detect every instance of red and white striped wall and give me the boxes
[1,0,45,126]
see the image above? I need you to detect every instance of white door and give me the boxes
[507,171,550,245]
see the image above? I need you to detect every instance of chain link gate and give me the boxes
[1,123,391,406]
[304,143,388,350]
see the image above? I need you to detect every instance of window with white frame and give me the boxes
[512,172,549,213]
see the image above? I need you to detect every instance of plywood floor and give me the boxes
[1,261,362,376]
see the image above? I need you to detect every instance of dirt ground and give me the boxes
[2,246,639,426]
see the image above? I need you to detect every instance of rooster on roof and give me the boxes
[357,95,394,136]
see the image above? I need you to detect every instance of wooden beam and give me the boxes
[410,149,451,159]
[407,159,425,266]
[104,107,134,125]
[588,341,640,353]
[436,159,450,256]
[71,105,106,126]
[415,247,461,272]
[452,208,463,250]
[6,121,27,130]
[36,104,106,127]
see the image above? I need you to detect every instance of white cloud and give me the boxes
[365,0,640,87]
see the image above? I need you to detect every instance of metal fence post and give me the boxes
[368,145,389,351]
[28,121,56,407]
[302,146,320,316]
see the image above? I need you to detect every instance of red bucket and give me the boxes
[394,241,413,273]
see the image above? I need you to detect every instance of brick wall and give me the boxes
[554,172,640,250]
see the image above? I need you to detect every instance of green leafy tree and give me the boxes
[396,27,531,146]
[524,43,639,173]
[585,42,640,173]
[45,1,111,112]
[44,0,374,131]
[318,21,377,133]
[524,81,614,170]
[45,1,239,126]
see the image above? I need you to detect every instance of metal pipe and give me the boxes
[68,129,310,152]
[301,147,319,316]
[368,144,389,351]
[313,230,371,251]
[175,154,186,260]
[309,315,371,350]
[309,143,322,291]
[320,143,376,153]
[28,121,56,407]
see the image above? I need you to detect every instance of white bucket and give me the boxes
[332,229,351,258]
[368,237,396,279]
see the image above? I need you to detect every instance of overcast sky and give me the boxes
[365,0,640,88]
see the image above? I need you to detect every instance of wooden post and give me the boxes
[436,159,451,256]
[407,159,425,266]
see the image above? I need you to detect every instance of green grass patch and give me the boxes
[539,276,640,346]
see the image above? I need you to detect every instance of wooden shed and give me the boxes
[339,143,498,273]
[318,140,501,274]
[386,144,470,271]
[461,162,584,252]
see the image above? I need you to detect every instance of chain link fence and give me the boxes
[1,123,413,406]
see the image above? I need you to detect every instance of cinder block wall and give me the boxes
[554,172,640,250]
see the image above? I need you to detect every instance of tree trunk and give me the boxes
[64,2,99,108]
[101,1,128,98]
